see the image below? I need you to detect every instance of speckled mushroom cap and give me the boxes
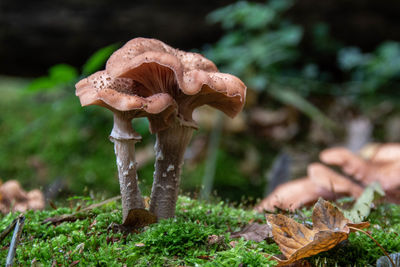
[75,70,177,133]
[106,37,246,125]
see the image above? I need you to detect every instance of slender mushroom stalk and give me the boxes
[106,38,247,220]
[109,112,145,222]
[150,119,193,218]
[76,70,177,226]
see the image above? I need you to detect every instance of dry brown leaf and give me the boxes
[230,223,272,242]
[267,199,369,266]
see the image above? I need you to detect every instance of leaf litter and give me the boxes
[265,198,369,266]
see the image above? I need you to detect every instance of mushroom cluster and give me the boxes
[76,38,246,225]
[0,180,45,214]
[255,143,400,212]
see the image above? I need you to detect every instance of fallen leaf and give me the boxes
[230,223,272,242]
[266,199,369,266]
[343,182,385,223]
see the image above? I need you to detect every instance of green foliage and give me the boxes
[82,44,119,76]
[343,182,385,223]
[26,44,118,93]
[205,0,336,127]
[182,149,264,202]
[0,81,158,196]
[268,86,336,128]
[338,41,400,100]
[0,197,274,266]
[0,197,398,266]
[27,64,78,92]
[206,0,400,119]
[206,0,301,88]
[0,44,152,197]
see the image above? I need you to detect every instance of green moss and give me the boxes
[0,197,399,266]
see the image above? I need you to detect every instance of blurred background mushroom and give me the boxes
[0,180,45,214]
[1,0,400,208]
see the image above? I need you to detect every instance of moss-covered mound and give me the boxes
[0,197,399,266]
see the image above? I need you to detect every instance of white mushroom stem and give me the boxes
[150,120,193,219]
[109,112,145,224]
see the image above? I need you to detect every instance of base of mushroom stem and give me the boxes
[150,122,194,219]
[116,208,157,230]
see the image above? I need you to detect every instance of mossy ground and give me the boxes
[0,196,399,266]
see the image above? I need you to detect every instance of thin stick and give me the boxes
[201,113,223,200]
[6,215,26,267]
[0,217,19,243]
[348,226,395,267]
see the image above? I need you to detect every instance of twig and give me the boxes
[0,217,19,243]
[200,113,223,200]
[6,215,26,267]
[348,226,395,267]
[43,196,121,224]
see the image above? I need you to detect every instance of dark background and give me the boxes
[1,0,400,77]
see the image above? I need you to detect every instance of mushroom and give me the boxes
[254,163,365,212]
[27,189,45,210]
[0,180,45,214]
[254,178,330,212]
[106,38,246,219]
[320,146,400,191]
[308,163,363,198]
[76,70,177,225]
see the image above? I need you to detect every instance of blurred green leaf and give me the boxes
[27,76,58,92]
[268,86,336,129]
[343,182,385,223]
[49,64,79,83]
[27,64,78,92]
[82,44,119,75]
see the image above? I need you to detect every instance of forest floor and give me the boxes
[0,196,399,266]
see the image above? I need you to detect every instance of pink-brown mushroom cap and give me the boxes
[319,147,367,181]
[308,163,363,197]
[105,38,246,124]
[75,70,178,133]
[254,178,329,212]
